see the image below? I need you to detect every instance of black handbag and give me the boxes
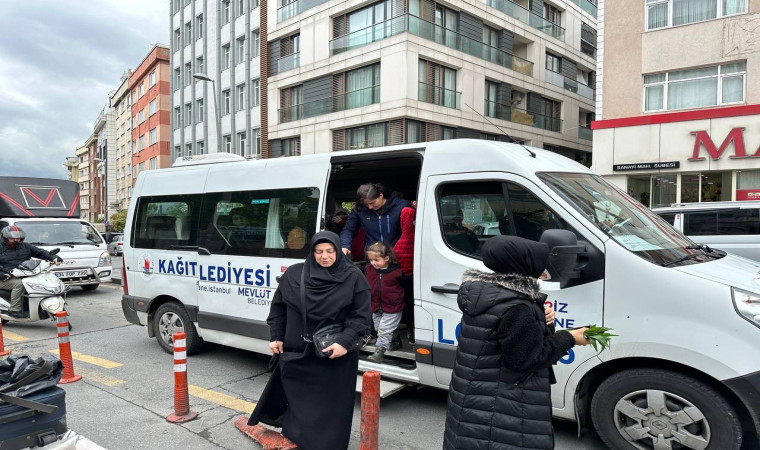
[300,268,367,359]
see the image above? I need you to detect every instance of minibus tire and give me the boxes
[81,284,99,291]
[153,302,202,355]
[591,368,742,450]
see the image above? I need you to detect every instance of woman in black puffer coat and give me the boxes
[443,236,589,450]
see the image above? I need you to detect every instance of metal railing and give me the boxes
[545,69,595,100]
[484,100,562,132]
[279,86,380,123]
[487,0,565,41]
[330,15,408,55]
[578,125,593,141]
[408,15,533,76]
[569,0,597,18]
[418,82,461,109]
[277,0,329,22]
[275,52,300,74]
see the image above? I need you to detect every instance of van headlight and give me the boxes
[732,288,760,328]
[99,252,111,267]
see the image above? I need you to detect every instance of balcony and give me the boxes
[569,0,597,18]
[279,86,380,123]
[277,0,328,22]
[545,69,595,100]
[418,82,461,109]
[486,0,565,41]
[484,100,562,132]
[330,15,408,55]
[578,125,592,141]
[408,15,533,76]
[275,53,300,74]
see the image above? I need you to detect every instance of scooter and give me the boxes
[0,250,70,327]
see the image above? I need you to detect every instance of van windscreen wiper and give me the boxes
[661,253,703,267]
[686,244,726,258]
[53,241,98,247]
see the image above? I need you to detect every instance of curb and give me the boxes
[233,416,298,450]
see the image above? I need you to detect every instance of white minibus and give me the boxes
[122,140,760,449]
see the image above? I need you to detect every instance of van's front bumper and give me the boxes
[724,370,760,439]
[53,266,111,286]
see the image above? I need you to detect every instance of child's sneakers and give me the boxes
[388,330,403,351]
[367,348,386,363]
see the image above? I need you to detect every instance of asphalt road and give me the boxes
[0,280,608,450]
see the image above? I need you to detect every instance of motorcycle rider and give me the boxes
[0,226,62,318]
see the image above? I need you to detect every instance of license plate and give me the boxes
[55,270,89,278]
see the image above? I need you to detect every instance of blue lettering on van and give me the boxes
[559,349,575,365]
[554,318,575,328]
[156,258,270,287]
[437,319,461,345]
[238,287,272,299]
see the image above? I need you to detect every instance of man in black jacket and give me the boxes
[0,226,61,318]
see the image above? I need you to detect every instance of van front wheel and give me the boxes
[591,368,742,450]
[153,302,202,355]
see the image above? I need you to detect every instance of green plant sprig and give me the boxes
[583,325,617,351]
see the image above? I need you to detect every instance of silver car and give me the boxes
[107,234,124,256]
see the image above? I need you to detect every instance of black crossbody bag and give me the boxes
[299,268,367,358]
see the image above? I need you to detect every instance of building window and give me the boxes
[174,107,181,128]
[282,138,300,156]
[252,0,259,9]
[138,83,144,97]
[149,99,157,116]
[185,22,192,44]
[643,62,746,111]
[251,30,260,59]
[543,3,561,26]
[174,29,181,48]
[138,109,145,123]
[186,143,193,157]
[546,53,561,73]
[139,135,146,150]
[150,157,157,170]
[238,132,247,156]
[197,140,205,154]
[224,135,232,152]
[149,71,156,87]
[197,99,204,121]
[646,0,746,31]
[238,0,245,16]
[485,81,498,118]
[237,36,245,63]
[406,120,423,144]
[347,123,387,149]
[185,63,192,86]
[222,44,230,69]
[237,84,246,110]
[223,0,231,24]
[252,78,260,107]
[253,128,261,155]
[196,56,204,73]
[149,128,157,145]
[174,68,181,88]
[185,103,193,123]
[345,64,381,109]
[418,60,459,109]
[223,89,231,114]
[196,14,204,39]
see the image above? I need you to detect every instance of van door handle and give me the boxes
[431,285,459,294]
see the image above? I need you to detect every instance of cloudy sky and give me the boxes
[0,0,169,179]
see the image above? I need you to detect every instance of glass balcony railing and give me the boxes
[484,100,562,132]
[330,15,408,55]
[277,0,329,22]
[408,15,533,76]
[569,0,597,18]
[418,82,461,109]
[545,69,595,100]
[578,125,593,141]
[276,52,300,74]
[279,86,380,123]
[486,0,565,41]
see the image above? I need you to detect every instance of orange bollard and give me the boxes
[166,332,198,423]
[359,370,380,450]
[0,320,9,357]
[56,311,81,384]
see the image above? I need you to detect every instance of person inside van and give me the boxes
[339,183,410,258]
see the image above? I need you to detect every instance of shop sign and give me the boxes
[690,127,760,161]
[613,161,680,171]
[736,189,760,201]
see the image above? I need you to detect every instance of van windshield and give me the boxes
[19,221,103,246]
[538,172,723,266]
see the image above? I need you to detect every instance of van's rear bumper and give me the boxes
[121,294,150,325]
[723,370,760,438]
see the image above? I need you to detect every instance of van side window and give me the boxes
[198,187,319,258]
[506,183,567,242]
[133,195,202,249]
[684,209,760,236]
[437,182,507,257]
[657,213,676,225]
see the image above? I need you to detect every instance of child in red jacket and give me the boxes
[364,241,406,363]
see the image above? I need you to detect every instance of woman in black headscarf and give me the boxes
[249,231,371,450]
[443,236,589,450]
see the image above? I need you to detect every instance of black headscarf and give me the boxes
[481,236,549,278]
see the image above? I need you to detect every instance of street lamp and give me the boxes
[193,73,222,154]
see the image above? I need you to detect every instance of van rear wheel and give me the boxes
[591,368,742,450]
[153,302,202,355]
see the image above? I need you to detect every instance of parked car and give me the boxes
[653,201,760,261]
[107,234,124,256]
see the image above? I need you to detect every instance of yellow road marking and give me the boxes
[2,330,29,342]
[188,385,256,413]
[78,369,125,387]
[49,350,123,369]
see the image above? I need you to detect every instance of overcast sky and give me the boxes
[0,0,169,180]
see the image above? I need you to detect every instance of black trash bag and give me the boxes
[0,354,64,398]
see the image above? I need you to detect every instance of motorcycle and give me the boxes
[0,249,71,328]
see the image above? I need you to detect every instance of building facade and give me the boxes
[130,45,172,182]
[76,145,90,220]
[93,105,117,222]
[110,70,134,212]
[592,0,759,207]
[170,0,597,161]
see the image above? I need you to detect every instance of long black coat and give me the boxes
[249,261,371,450]
[444,269,575,450]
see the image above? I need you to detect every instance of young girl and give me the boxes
[364,242,406,363]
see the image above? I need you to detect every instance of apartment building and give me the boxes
[63,157,79,182]
[130,45,172,181]
[76,145,90,220]
[593,0,758,207]
[110,70,133,212]
[170,0,596,162]
[92,105,116,222]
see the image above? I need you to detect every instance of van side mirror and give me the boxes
[540,229,584,289]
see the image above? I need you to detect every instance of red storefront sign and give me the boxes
[736,189,760,201]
